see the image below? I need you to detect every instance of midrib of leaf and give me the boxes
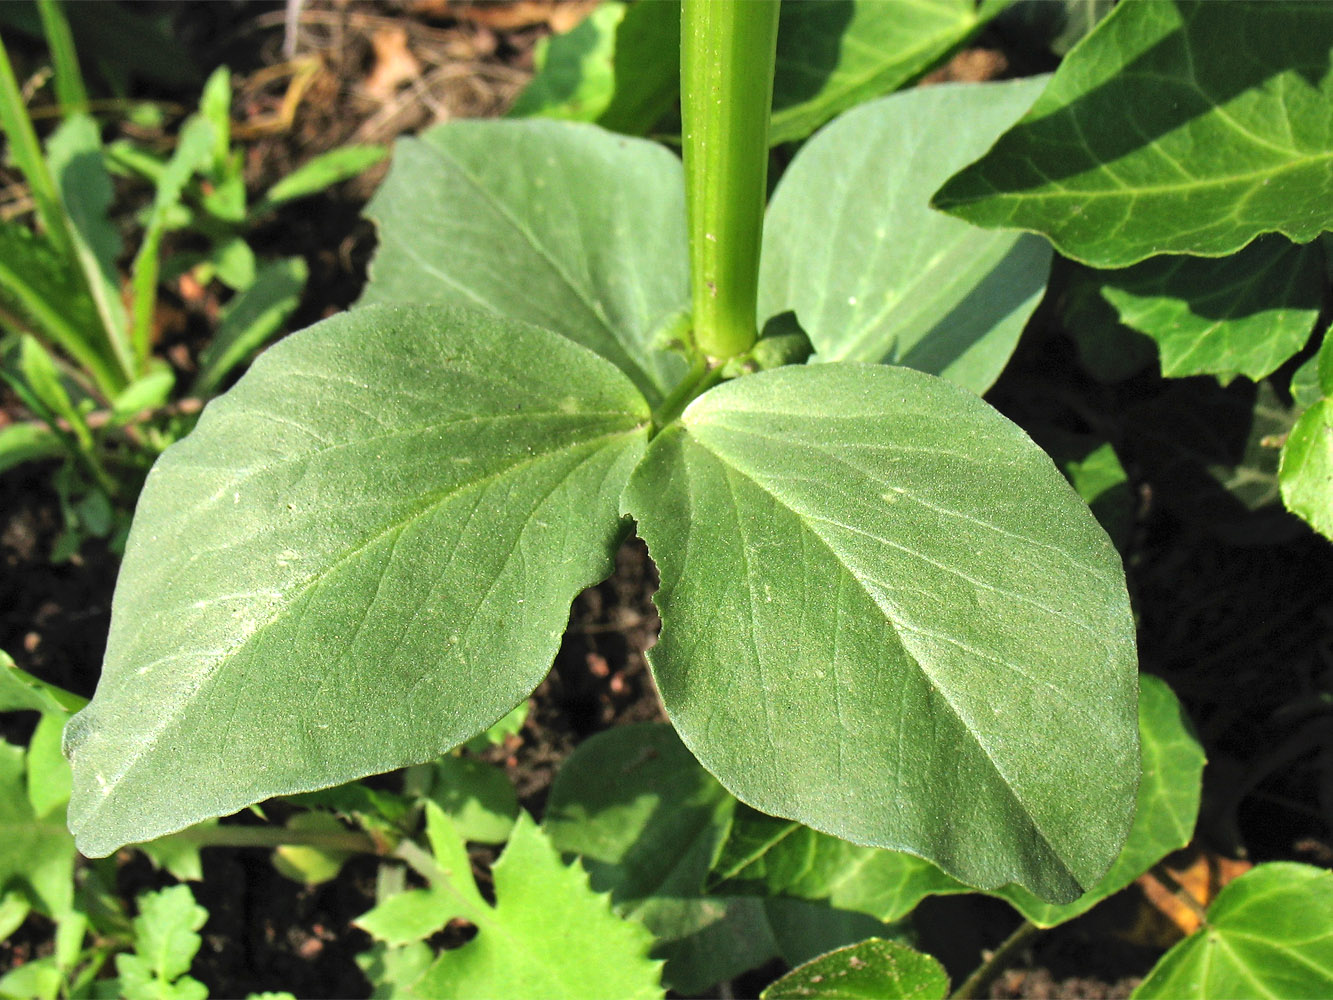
[1209,934,1282,999]
[679,429,1078,879]
[87,420,644,818]
[414,140,659,395]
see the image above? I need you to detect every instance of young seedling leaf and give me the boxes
[192,256,308,397]
[543,724,881,995]
[364,806,664,1000]
[361,120,688,405]
[933,2,1333,268]
[1096,237,1323,385]
[624,364,1139,902]
[769,0,988,146]
[761,938,950,1000]
[64,304,649,856]
[416,755,518,844]
[116,884,209,1000]
[760,78,1051,395]
[0,652,86,715]
[252,144,388,214]
[1132,863,1333,999]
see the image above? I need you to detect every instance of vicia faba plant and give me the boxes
[59,0,1155,910]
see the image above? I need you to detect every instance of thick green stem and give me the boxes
[681,0,779,362]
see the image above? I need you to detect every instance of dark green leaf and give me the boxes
[625,364,1139,902]
[65,304,649,856]
[761,938,950,1000]
[934,2,1333,268]
[418,755,518,844]
[508,3,626,122]
[360,121,688,405]
[770,0,987,146]
[254,145,388,213]
[1098,238,1323,384]
[193,256,308,397]
[1132,863,1333,999]
[760,78,1051,394]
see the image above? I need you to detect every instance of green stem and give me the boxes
[650,354,725,434]
[681,0,779,361]
[141,823,381,854]
[951,919,1040,1000]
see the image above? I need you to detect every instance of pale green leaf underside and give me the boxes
[1098,237,1323,385]
[769,0,983,146]
[760,78,1051,395]
[1132,863,1333,999]
[360,119,688,405]
[64,305,648,857]
[934,1,1333,268]
[625,363,1139,902]
[761,939,950,1000]
[709,674,1198,927]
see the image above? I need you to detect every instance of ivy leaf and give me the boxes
[360,805,664,1000]
[544,724,882,996]
[360,121,688,405]
[624,363,1139,902]
[933,1,1333,268]
[761,938,950,1000]
[64,304,649,856]
[1096,237,1323,385]
[760,78,1051,395]
[1132,863,1333,999]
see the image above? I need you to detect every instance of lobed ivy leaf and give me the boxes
[1132,863,1333,999]
[64,304,650,856]
[625,363,1139,903]
[933,1,1333,268]
[761,938,950,1000]
[360,120,688,406]
[1096,237,1324,385]
[544,724,882,996]
[760,78,1051,395]
[359,805,664,1000]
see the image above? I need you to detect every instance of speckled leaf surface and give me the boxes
[360,120,688,404]
[934,2,1333,268]
[760,79,1050,394]
[64,304,649,857]
[623,363,1139,902]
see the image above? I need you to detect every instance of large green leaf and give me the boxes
[623,363,1139,902]
[769,0,988,146]
[1097,237,1323,385]
[64,304,649,856]
[708,674,1201,928]
[360,120,688,405]
[933,1,1333,268]
[544,724,882,996]
[761,939,950,1000]
[361,806,664,999]
[1132,863,1333,999]
[759,78,1051,394]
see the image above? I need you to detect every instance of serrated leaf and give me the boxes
[624,364,1139,902]
[360,120,688,405]
[418,755,517,844]
[64,304,649,856]
[365,806,663,999]
[117,885,208,1000]
[544,724,881,995]
[769,0,987,146]
[1097,238,1323,385]
[1132,862,1333,999]
[762,938,950,1000]
[760,78,1051,395]
[933,1,1333,268]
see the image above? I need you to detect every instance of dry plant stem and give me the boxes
[951,918,1041,1000]
[681,0,779,361]
[1149,861,1211,925]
